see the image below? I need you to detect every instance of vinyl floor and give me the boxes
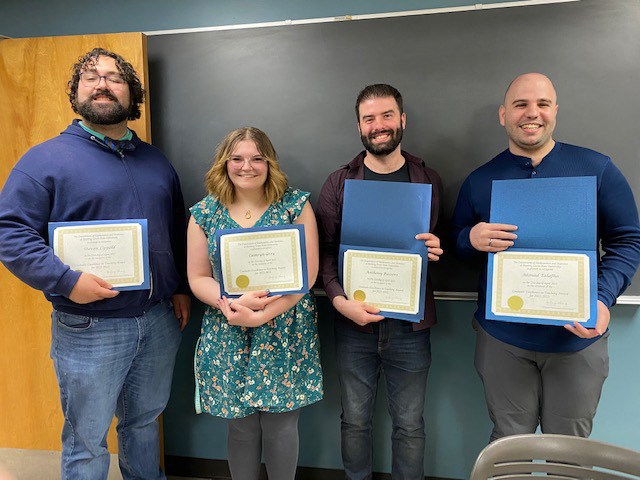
[0,448,221,480]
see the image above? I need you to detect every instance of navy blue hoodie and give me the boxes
[0,120,188,317]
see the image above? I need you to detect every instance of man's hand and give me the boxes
[233,290,282,311]
[415,232,443,261]
[470,222,518,252]
[68,272,119,304]
[332,296,384,326]
[171,294,191,331]
[564,300,610,338]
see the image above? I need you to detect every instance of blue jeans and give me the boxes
[334,319,431,480]
[50,300,182,480]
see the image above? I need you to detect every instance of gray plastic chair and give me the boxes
[470,434,640,480]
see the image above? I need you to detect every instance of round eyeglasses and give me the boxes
[80,72,126,88]
[227,157,267,167]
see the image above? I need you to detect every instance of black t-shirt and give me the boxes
[363,162,410,182]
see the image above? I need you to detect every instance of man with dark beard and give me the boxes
[0,48,190,479]
[316,84,443,479]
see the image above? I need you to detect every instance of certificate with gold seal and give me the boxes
[216,224,308,296]
[339,180,432,322]
[490,251,590,322]
[485,176,598,327]
[343,249,422,315]
[48,219,149,290]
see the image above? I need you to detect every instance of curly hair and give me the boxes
[205,127,288,206]
[67,48,145,120]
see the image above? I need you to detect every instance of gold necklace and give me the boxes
[244,209,251,219]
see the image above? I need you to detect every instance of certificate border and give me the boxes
[493,251,588,320]
[215,224,309,297]
[344,250,421,314]
[48,219,150,291]
[485,248,598,328]
[221,229,303,294]
[55,225,143,286]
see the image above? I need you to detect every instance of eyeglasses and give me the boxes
[227,156,267,167]
[79,72,127,88]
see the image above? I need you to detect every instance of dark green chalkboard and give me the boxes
[148,0,640,300]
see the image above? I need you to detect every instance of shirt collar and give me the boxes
[78,121,133,141]
[508,142,561,169]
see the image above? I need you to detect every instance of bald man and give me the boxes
[451,73,640,441]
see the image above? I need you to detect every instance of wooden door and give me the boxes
[0,32,150,452]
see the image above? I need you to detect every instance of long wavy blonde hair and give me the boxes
[205,127,288,206]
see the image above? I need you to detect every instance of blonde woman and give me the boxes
[187,127,322,480]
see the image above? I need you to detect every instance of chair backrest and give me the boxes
[470,434,640,480]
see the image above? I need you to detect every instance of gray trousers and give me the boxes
[474,320,609,442]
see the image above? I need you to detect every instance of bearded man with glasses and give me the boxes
[0,48,190,479]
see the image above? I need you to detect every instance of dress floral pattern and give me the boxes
[190,188,323,418]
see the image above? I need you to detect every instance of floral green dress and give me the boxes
[190,188,323,418]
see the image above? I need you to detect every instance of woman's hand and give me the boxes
[217,296,271,328]
[233,290,281,311]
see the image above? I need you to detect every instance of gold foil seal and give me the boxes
[353,290,366,302]
[235,275,250,289]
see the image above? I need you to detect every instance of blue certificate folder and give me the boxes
[486,176,598,327]
[48,219,150,291]
[340,180,432,322]
[215,224,309,297]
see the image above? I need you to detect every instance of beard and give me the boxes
[76,90,130,125]
[360,125,404,156]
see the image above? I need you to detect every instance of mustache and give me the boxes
[368,129,395,138]
[90,90,118,101]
